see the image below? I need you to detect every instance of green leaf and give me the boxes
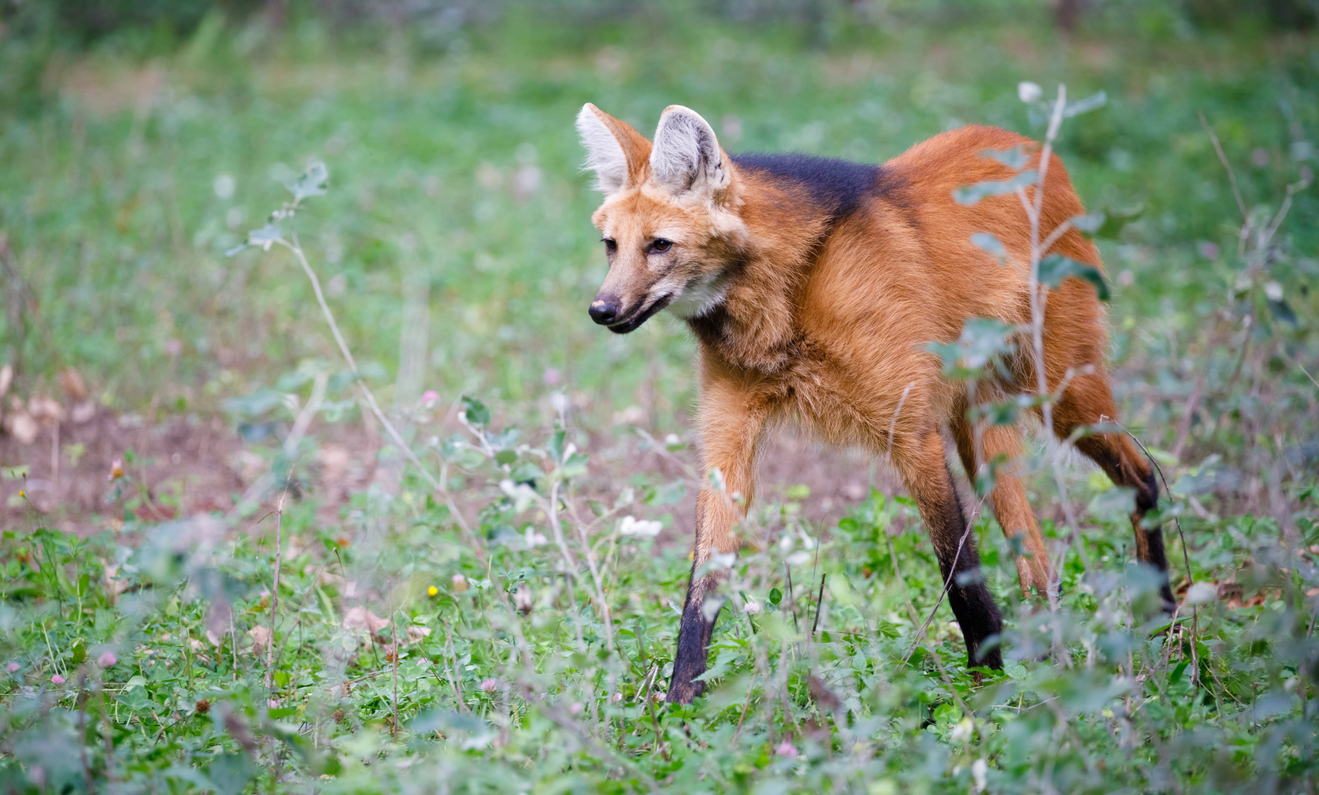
[979,145,1030,169]
[1069,212,1105,234]
[1169,660,1189,685]
[1064,90,1107,118]
[461,396,490,426]
[1095,203,1144,239]
[509,462,544,484]
[954,169,1037,206]
[971,232,1007,264]
[769,587,783,606]
[1267,297,1297,325]
[494,449,517,466]
[648,480,686,506]
[227,222,282,255]
[1038,254,1110,300]
[285,161,329,201]
[928,317,1018,378]
[207,753,256,795]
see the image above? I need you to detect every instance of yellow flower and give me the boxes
[18,491,25,499]
[427,586,438,597]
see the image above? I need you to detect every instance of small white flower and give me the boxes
[213,174,236,200]
[619,515,663,538]
[500,479,538,513]
[950,716,974,742]
[1018,81,1043,103]
[1185,581,1217,605]
[711,552,737,570]
[524,528,548,549]
[971,758,988,792]
[743,600,762,615]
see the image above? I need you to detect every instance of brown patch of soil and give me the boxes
[0,407,244,533]
[1,402,898,540]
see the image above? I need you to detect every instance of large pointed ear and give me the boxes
[576,103,651,197]
[649,105,730,197]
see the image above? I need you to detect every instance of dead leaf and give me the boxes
[248,625,272,652]
[103,564,130,601]
[27,396,65,424]
[70,401,96,424]
[808,675,842,712]
[0,364,11,398]
[231,450,266,485]
[515,582,533,616]
[58,369,88,402]
[4,410,38,445]
[343,606,389,634]
[405,625,432,644]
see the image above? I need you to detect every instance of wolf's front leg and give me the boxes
[667,369,770,704]
[669,488,740,703]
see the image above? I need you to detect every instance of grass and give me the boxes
[1,7,1318,793]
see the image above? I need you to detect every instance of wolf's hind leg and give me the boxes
[1051,372,1175,612]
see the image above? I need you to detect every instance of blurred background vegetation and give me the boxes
[0,0,1314,428]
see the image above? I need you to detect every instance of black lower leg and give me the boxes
[928,466,1004,670]
[667,570,724,704]
[1079,436,1176,612]
[1134,467,1176,612]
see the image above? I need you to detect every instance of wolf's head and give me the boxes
[576,104,748,334]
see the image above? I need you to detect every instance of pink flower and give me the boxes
[569,702,583,715]
[50,674,66,685]
[775,739,798,759]
[5,663,18,673]
[421,390,439,406]
[97,652,117,668]
[480,678,497,693]
[268,699,279,708]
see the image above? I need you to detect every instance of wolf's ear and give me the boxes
[577,103,651,197]
[650,105,729,198]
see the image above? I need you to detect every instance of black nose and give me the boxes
[589,299,619,325]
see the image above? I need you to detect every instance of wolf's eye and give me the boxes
[602,238,617,254]
[650,239,673,253]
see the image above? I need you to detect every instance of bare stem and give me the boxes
[266,490,285,691]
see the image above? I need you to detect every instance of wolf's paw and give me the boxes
[1015,556,1059,604]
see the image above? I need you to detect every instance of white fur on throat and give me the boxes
[664,270,729,320]
[650,105,729,197]
[576,104,629,196]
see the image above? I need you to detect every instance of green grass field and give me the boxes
[0,5,1317,793]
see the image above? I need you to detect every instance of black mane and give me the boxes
[729,152,894,223]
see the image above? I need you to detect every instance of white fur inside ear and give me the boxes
[650,106,727,196]
[576,105,628,196]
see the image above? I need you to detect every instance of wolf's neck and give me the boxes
[686,171,835,373]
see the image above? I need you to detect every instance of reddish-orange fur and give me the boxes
[577,104,1170,704]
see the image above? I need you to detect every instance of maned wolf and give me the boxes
[576,103,1173,704]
